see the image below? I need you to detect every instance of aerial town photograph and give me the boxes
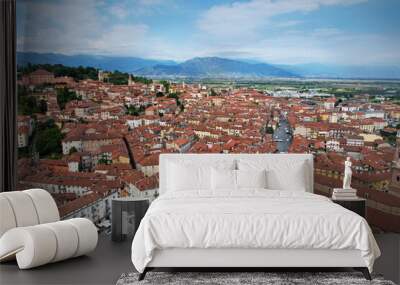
[2,0,400,284]
[16,65,400,233]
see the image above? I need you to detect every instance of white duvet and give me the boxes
[131,190,380,273]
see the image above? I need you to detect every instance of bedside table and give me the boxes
[331,197,366,218]
[111,197,150,242]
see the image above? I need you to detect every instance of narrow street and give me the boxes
[273,116,293,153]
[122,136,136,169]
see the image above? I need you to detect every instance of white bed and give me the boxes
[131,154,380,280]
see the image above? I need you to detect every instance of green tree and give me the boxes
[125,104,146,116]
[17,85,48,115]
[24,96,38,114]
[69,147,78,155]
[266,127,274,134]
[18,64,96,81]
[168,92,182,106]
[160,80,170,93]
[36,121,63,157]
[18,147,30,159]
[18,64,153,85]
[57,87,81,110]
[39,99,47,113]
[98,154,110,165]
[131,75,152,84]
[108,70,129,85]
[167,92,179,99]
[334,98,342,107]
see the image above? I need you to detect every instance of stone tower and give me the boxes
[98,70,104,82]
[390,130,400,194]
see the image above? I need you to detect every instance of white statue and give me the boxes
[343,157,353,189]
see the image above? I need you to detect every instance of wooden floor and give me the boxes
[0,233,398,285]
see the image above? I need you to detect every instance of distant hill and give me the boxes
[17,52,400,79]
[17,52,176,73]
[136,57,296,78]
[278,63,400,79]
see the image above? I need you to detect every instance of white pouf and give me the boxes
[0,189,98,269]
[0,218,98,269]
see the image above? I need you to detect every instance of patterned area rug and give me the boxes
[116,271,396,285]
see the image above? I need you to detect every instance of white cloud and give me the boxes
[311,28,342,37]
[189,28,400,65]
[88,24,149,55]
[16,0,400,65]
[273,20,304,28]
[197,0,367,40]
[137,0,165,6]
[17,0,156,56]
[190,0,400,65]
[109,4,129,19]
[107,0,177,19]
[18,0,104,53]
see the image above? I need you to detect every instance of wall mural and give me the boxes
[16,0,400,232]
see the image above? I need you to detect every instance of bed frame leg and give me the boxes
[354,267,371,280]
[138,268,148,281]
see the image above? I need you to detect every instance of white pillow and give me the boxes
[166,159,236,192]
[238,159,307,191]
[266,163,306,191]
[211,168,237,191]
[167,162,211,191]
[236,169,267,189]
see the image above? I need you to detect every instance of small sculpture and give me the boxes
[343,157,353,189]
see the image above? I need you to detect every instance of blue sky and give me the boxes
[17,0,400,65]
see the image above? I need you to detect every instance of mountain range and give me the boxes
[17,52,176,73]
[136,57,295,78]
[17,52,400,79]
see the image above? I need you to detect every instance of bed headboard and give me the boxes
[159,153,314,195]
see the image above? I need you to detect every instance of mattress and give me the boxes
[131,190,380,273]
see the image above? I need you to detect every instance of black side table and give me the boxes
[111,197,149,242]
[331,197,366,218]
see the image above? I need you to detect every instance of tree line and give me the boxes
[18,63,153,85]
[18,63,98,81]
